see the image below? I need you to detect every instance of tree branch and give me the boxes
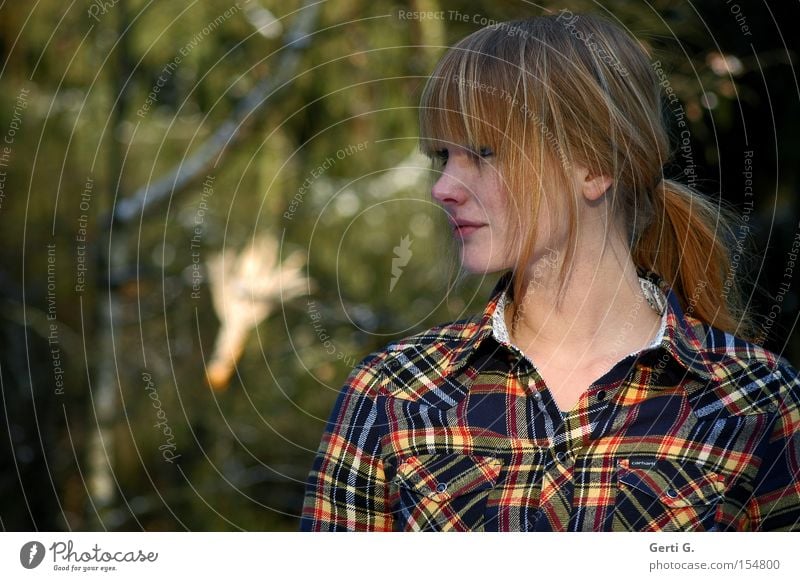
[114,0,322,224]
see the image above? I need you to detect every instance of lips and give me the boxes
[449,219,486,238]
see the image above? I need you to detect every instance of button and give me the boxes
[435,482,448,493]
[596,390,607,401]
[708,525,718,532]
[666,488,678,498]
[555,451,566,462]
[388,360,400,369]
[533,391,542,400]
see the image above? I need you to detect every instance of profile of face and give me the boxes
[430,144,508,273]
[430,143,573,277]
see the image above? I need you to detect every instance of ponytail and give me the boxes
[631,179,758,341]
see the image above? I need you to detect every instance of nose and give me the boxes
[431,163,469,206]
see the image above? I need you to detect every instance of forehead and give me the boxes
[419,45,518,154]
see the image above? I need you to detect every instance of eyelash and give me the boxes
[433,147,493,165]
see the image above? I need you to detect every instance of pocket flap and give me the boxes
[617,458,726,508]
[394,453,503,503]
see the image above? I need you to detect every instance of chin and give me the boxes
[459,255,510,276]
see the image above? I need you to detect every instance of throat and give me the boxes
[502,296,664,414]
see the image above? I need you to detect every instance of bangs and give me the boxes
[418,35,519,159]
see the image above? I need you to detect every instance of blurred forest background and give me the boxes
[0,0,798,531]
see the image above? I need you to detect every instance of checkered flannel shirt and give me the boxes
[300,270,800,531]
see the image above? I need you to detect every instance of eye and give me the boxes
[433,148,449,165]
[467,146,494,164]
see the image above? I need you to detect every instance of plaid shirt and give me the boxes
[300,270,800,531]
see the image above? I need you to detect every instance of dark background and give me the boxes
[0,0,798,531]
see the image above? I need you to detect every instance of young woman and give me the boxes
[301,12,800,531]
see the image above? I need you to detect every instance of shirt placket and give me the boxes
[516,369,569,531]
[525,365,632,531]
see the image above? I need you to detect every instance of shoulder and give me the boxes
[690,316,798,378]
[383,315,484,350]
[342,314,484,401]
[687,316,800,412]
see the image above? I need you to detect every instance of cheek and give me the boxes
[486,176,511,220]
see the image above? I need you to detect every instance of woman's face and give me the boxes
[431,143,559,275]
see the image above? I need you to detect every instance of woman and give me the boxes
[300,12,800,531]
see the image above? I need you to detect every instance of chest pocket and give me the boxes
[391,453,503,531]
[613,458,727,531]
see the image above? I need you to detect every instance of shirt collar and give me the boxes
[441,269,720,384]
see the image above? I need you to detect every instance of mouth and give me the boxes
[450,221,486,238]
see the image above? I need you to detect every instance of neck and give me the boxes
[505,235,661,365]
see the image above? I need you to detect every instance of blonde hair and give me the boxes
[419,12,757,340]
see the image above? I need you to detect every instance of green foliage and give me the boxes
[0,0,797,532]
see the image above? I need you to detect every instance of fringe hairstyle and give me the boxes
[419,12,757,341]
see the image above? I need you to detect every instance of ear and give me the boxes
[581,170,613,201]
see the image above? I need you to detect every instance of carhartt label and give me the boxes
[629,459,657,468]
